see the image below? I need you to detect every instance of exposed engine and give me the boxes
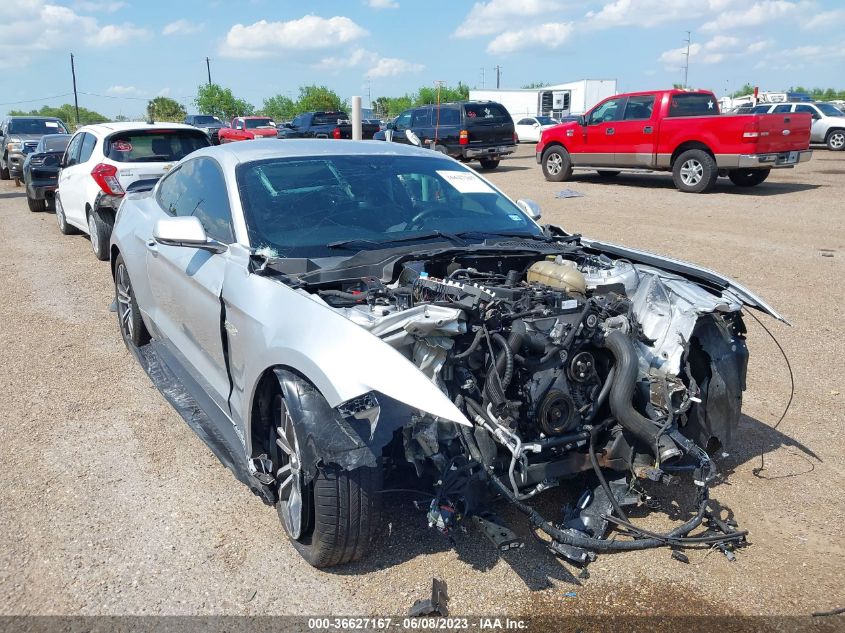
[314,248,750,562]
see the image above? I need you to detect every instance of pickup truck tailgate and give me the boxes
[751,113,812,153]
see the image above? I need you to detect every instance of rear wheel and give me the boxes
[88,208,113,261]
[271,392,382,568]
[0,157,8,180]
[541,145,573,182]
[672,149,717,193]
[597,170,620,178]
[478,157,500,170]
[27,195,47,212]
[826,129,845,151]
[728,169,770,187]
[55,195,79,235]
[114,254,150,347]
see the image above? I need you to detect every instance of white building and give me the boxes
[469,79,618,119]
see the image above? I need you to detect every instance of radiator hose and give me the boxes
[602,329,682,463]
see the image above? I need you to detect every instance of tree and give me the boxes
[261,94,296,122]
[195,83,254,120]
[416,82,469,105]
[147,96,186,122]
[295,85,347,113]
[8,104,108,130]
[730,83,755,98]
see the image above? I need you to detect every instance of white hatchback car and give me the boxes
[514,116,559,143]
[55,122,210,260]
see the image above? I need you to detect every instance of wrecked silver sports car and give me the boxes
[110,140,783,567]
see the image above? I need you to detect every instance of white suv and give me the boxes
[55,122,210,260]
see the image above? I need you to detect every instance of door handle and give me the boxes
[643,126,653,134]
[605,127,615,135]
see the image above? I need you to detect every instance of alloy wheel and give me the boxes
[679,159,704,186]
[115,263,134,340]
[88,214,99,254]
[829,131,845,150]
[274,395,305,539]
[546,153,563,175]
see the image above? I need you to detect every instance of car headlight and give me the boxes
[6,139,23,152]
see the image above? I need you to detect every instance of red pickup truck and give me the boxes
[218,116,278,143]
[536,89,813,192]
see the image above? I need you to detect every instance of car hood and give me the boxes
[7,133,45,143]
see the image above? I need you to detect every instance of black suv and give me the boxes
[376,101,516,170]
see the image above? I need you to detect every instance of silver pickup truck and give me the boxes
[0,116,70,183]
[751,101,845,151]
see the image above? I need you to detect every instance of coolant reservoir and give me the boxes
[527,257,587,295]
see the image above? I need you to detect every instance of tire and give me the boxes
[728,169,770,187]
[672,149,717,193]
[27,195,47,212]
[478,157,500,170]
[541,145,573,182]
[826,129,845,151]
[54,195,79,235]
[88,207,113,261]
[0,157,9,180]
[271,391,382,568]
[114,254,150,347]
[597,170,620,178]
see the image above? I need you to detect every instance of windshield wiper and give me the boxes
[327,230,467,250]
[455,230,554,242]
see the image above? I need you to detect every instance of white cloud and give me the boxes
[487,22,573,54]
[85,23,149,47]
[365,57,424,79]
[454,0,554,38]
[220,15,368,58]
[315,48,378,71]
[584,0,732,29]
[659,33,766,68]
[366,0,398,8]
[747,39,773,53]
[73,0,127,12]
[106,85,139,95]
[701,0,798,32]
[802,8,845,30]
[163,19,204,36]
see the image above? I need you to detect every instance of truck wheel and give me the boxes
[0,157,9,180]
[728,169,770,187]
[597,170,620,178]
[270,392,382,568]
[672,149,717,193]
[479,157,500,170]
[55,195,79,235]
[27,195,47,212]
[88,207,113,261]
[542,146,573,182]
[826,129,845,151]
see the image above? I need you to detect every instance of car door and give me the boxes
[577,97,624,166]
[390,110,414,145]
[145,156,236,410]
[794,104,824,142]
[515,118,538,142]
[411,108,433,145]
[612,94,657,167]
[57,132,86,225]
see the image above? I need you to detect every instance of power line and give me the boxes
[0,93,74,107]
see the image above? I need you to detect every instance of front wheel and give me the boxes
[672,149,717,193]
[826,129,845,151]
[0,158,8,181]
[728,169,770,187]
[271,391,382,568]
[114,254,150,347]
[27,195,47,212]
[88,208,113,261]
[478,157,500,170]
[55,195,79,235]
[541,146,573,182]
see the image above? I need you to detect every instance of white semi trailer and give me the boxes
[470,79,617,120]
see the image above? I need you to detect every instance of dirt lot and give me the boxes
[1,145,843,619]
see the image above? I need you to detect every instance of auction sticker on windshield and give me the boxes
[437,170,495,194]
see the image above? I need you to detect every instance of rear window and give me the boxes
[41,135,71,152]
[312,112,348,125]
[245,118,275,129]
[8,119,67,134]
[191,115,222,125]
[105,130,209,163]
[463,103,510,123]
[667,94,720,117]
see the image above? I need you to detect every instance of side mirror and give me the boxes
[386,121,395,130]
[577,115,586,126]
[532,122,540,128]
[153,216,227,254]
[516,198,542,221]
[405,129,422,146]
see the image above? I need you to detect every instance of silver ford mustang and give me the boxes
[110,140,783,568]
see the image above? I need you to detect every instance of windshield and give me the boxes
[8,119,67,135]
[192,115,222,125]
[245,118,275,129]
[536,116,558,125]
[817,103,844,117]
[667,94,720,117]
[237,155,540,257]
[38,135,71,152]
[105,129,209,163]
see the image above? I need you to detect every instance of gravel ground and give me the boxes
[0,145,843,619]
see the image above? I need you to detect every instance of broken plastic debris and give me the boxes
[671,550,690,564]
[555,189,584,199]
[563,591,577,598]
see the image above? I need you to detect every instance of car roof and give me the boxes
[6,115,65,120]
[75,121,198,135]
[187,138,454,168]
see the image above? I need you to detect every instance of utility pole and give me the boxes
[495,65,501,89]
[682,31,691,88]
[367,79,372,109]
[480,67,485,89]
[70,53,80,126]
[205,57,212,85]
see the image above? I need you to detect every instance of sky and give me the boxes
[2,0,844,118]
